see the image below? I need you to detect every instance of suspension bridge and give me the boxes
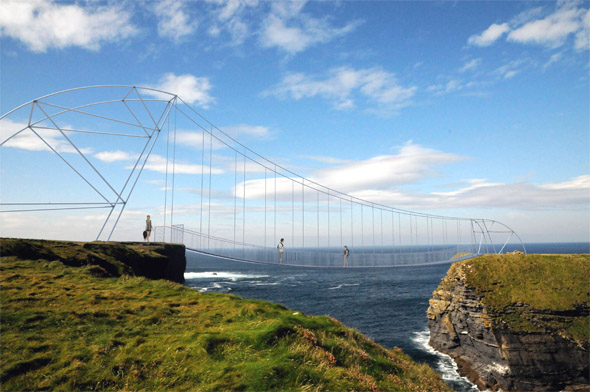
[0,86,526,267]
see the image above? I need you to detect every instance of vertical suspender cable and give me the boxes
[361,204,364,250]
[234,150,237,249]
[291,180,294,249]
[302,178,305,251]
[199,129,205,248]
[380,209,384,254]
[350,197,354,251]
[409,214,413,257]
[274,165,277,250]
[317,190,320,249]
[164,107,170,242]
[340,197,343,249]
[243,151,246,256]
[391,210,395,253]
[264,167,267,252]
[207,127,212,249]
[327,190,330,249]
[171,102,177,235]
[397,212,402,254]
[372,205,375,254]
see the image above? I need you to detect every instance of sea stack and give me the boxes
[427,253,589,391]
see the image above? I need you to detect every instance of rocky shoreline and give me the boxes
[427,254,589,391]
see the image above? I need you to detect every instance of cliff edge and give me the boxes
[0,238,186,283]
[427,253,589,391]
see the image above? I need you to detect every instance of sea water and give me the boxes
[184,242,588,392]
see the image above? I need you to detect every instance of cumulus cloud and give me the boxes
[468,2,589,50]
[0,0,137,52]
[310,142,465,193]
[146,73,215,108]
[259,2,360,55]
[264,66,416,112]
[233,142,466,200]
[154,0,198,41]
[507,2,587,47]
[468,23,510,47]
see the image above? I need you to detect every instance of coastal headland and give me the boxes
[1,238,450,391]
[428,253,590,391]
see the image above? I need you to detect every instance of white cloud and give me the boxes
[94,150,139,163]
[205,0,258,46]
[574,9,590,50]
[468,2,589,50]
[427,79,465,96]
[310,142,466,193]
[154,0,198,41]
[264,67,416,112]
[222,124,272,138]
[540,174,590,190]
[137,154,224,175]
[507,2,586,47]
[176,130,226,150]
[494,59,526,80]
[459,58,482,72]
[259,5,359,55]
[337,176,590,211]
[0,0,137,52]
[423,176,590,210]
[1,119,92,154]
[468,23,510,47]
[147,73,215,108]
[233,142,466,200]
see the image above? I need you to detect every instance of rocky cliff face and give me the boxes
[427,257,589,392]
[0,238,186,283]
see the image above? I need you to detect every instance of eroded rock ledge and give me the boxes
[0,238,186,283]
[427,254,589,392]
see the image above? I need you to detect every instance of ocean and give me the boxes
[184,242,588,391]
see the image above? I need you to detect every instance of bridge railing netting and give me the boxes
[154,225,478,267]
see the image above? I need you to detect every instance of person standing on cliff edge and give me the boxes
[145,215,152,242]
[277,238,284,264]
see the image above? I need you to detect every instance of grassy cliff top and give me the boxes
[1,242,450,391]
[442,253,590,343]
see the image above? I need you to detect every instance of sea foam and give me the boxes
[411,329,480,391]
[184,271,269,281]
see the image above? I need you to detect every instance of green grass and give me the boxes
[451,253,590,343]
[1,253,451,391]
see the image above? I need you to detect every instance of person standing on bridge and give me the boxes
[145,215,152,242]
[343,245,349,267]
[277,238,284,264]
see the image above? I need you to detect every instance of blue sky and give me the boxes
[0,0,588,244]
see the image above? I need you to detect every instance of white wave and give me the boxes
[411,329,480,391]
[184,271,269,281]
[328,283,361,290]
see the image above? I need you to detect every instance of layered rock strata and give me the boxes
[427,257,589,392]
